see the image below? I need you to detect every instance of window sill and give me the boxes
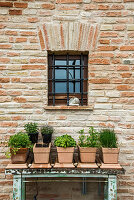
[44,105,94,110]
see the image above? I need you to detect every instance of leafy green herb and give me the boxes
[41,125,53,135]
[6,132,32,158]
[99,129,117,148]
[78,127,100,147]
[54,134,76,148]
[24,122,38,135]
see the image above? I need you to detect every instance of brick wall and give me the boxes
[0,0,134,199]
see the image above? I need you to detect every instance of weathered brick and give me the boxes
[89,58,110,65]
[90,78,110,84]
[30,58,46,63]
[0,2,13,7]
[0,58,10,63]
[5,30,18,36]
[20,31,37,36]
[22,65,46,70]
[98,5,109,10]
[0,78,10,83]
[0,90,7,96]
[100,32,118,37]
[42,4,55,10]
[28,17,39,23]
[14,97,26,103]
[117,66,129,71]
[98,46,118,51]
[120,46,134,51]
[14,2,28,8]
[124,0,134,2]
[121,73,132,78]
[99,39,110,44]
[0,122,18,127]
[117,85,131,90]
[0,44,12,49]
[16,37,27,43]
[121,92,134,97]
[9,9,22,15]
[21,78,44,83]
[56,0,82,3]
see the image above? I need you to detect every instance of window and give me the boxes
[48,53,88,106]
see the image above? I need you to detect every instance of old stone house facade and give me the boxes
[0,0,134,199]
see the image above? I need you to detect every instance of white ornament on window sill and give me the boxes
[69,97,80,106]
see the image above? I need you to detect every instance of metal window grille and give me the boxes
[48,53,88,106]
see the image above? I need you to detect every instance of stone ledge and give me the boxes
[44,105,94,110]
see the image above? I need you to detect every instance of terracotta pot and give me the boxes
[57,147,74,163]
[10,148,29,164]
[33,143,51,164]
[102,148,119,164]
[79,146,97,163]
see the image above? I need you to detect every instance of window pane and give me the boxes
[55,60,66,66]
[69,70,74,79]
[69,69,80,79]
[55,69,66,79]
[55,82,66,93]
[69,60,80,65]
[69,82,73,93]
[75,82,80,93]
[75,69,80,79]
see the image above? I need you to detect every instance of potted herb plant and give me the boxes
[99,129,119,164]
[24,122,39,144]
[41,125,53,144]
[78,127,99,163]
[54,134,76,163]
[33,143,51,164]
[6,132,31,164]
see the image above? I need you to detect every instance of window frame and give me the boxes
[48,53,88,106]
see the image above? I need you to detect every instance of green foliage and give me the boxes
[99,129,118,148]
[54,134,76,148]
[24,122,38,134]
[78,127,100,147]
[41,125,53,135]
[8,132,31,148]
[6,132,32,158]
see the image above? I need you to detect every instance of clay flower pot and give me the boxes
[102,148,119,164]
[57,147,74,163]
[33,143,51,164]
[79,146,97,163]
[10,148,29,164]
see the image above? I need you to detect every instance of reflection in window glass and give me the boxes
[69,60,80,65]
[55,60,66,66]
[69,69,80,79]
[55,82,66,93]
[69,82,80,93]
[69,70,74,79]
[55,69,66,79]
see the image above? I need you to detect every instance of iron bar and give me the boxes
[52,54,55,106]
[67,54,69,105]
[80,53,84,106]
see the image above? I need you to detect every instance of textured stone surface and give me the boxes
[0,0,134,199]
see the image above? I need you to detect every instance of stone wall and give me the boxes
[0,0,134,199]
